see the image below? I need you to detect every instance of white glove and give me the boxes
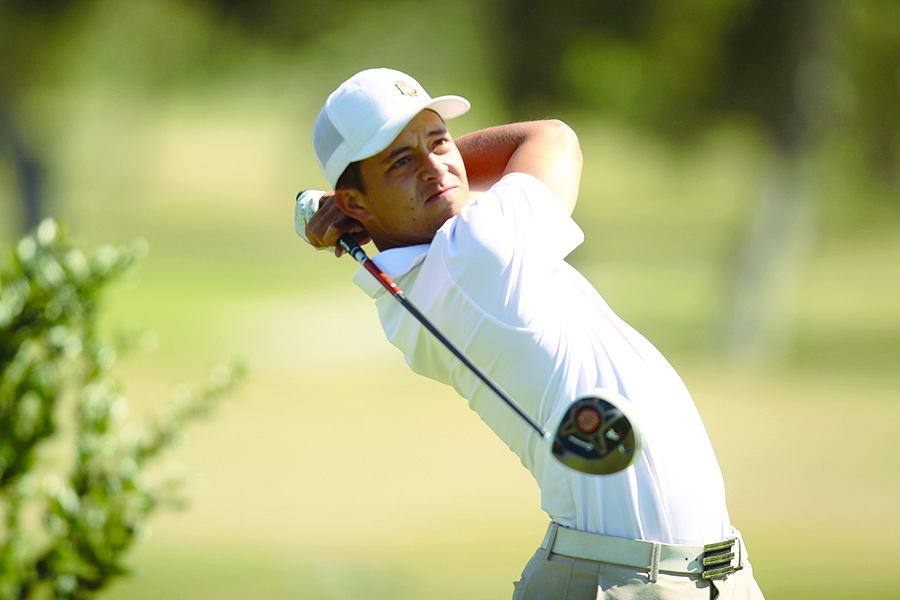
[294,189,326,245]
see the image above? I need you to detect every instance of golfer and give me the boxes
[295,67,765,599]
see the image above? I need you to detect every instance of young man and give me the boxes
[295,67,765,599]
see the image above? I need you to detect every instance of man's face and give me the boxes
[350,110,469,249]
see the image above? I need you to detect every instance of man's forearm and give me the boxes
[456,124,530,191]
[455,120,583,214]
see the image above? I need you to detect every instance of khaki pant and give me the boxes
[512,535,765,600]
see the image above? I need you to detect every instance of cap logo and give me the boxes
[393,81,419,97]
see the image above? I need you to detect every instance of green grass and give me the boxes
[97,361,900,600]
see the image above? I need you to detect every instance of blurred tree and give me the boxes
[0,0,260,236]
[492,0,657,120]
[0,220,243,599]
[710,0,823,361]
[491,0,899,361]
[182,0,351,47]
[492,0,900,188]
[0,0,85,233]
[837,2,900,193]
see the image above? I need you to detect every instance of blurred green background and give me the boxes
[2,0,898,598]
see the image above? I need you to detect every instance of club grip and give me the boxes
[338,234,369,264]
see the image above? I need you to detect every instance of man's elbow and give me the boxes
[542,120,583,212]
[544,119,583,163]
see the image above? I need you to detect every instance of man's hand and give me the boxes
[301,191,371,257]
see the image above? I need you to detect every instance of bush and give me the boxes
[0,220,243,599]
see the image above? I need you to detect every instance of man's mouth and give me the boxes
[425,186,456,204]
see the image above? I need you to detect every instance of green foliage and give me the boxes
[0,220,243,599]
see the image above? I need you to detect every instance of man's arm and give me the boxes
[455,120,583,215]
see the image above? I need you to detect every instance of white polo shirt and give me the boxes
[352,173,732,545]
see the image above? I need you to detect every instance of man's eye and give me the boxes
[391,156,411,169]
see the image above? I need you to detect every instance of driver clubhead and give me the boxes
[550,389,643,475]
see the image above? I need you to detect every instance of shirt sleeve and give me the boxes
[440,172,585,324]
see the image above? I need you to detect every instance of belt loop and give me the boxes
[544,522,560,554]
[649,541,662,583]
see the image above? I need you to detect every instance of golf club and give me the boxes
[337,233,642,475]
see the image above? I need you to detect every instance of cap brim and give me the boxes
[350,95,471,165]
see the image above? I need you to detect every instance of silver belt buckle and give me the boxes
[701,538,739,580]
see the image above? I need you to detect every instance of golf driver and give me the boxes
[336,233,643,475]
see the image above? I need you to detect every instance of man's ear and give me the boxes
[333,188,372,223]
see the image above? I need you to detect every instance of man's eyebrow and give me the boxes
[380,127,449,165]
[382,145,413,165]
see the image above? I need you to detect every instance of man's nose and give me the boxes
[420,152,448,180]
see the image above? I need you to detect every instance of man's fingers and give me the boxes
[349,229,371,247]
[301,191,368,253]
[305,195,344,247]
[322,217,366,248]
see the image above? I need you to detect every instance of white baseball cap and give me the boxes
[313,68,470,188]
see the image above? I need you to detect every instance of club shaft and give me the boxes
[339,235,547,437]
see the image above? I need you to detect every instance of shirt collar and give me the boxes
[351,243,429,298]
